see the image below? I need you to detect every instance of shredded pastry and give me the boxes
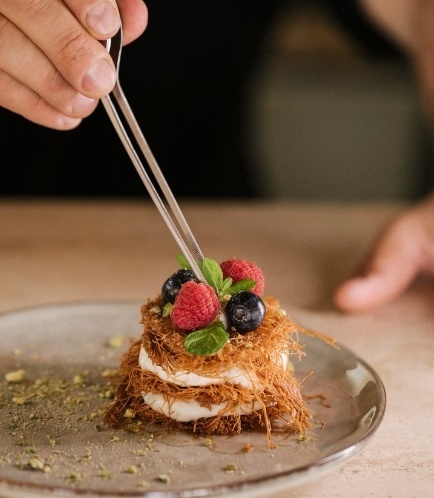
[105,297,313,446]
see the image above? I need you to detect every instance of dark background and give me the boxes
[0,0,404,198]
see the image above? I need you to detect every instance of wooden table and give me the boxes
[0,199,433,497]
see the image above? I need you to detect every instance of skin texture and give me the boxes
[0,0,147,129]
[334,0,434,312]
[334,194,434,312]
[361,0,434,124]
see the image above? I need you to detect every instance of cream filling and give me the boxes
[142,392,262,422]
[139,341,289,422]
[139,346,258,389]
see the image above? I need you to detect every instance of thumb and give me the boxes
[334,217,421,312]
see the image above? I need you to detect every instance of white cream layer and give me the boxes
[142,392,262,422]
[139,346,258,389]
[139,341,288,422]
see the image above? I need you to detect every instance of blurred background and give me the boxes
[1,0,433,200]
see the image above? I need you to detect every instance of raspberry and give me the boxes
[220,259,265,296]
[162,269,197,304]
[171,281,220,332]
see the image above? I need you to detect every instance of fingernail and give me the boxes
[87,2,120,36]
[82,58,116,93]
[70,94,97,115]
[57,116,82,130]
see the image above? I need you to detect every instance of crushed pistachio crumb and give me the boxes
[123,408,135,419]
[97,464,112,479]
[27,456,46,471]
[99,387,115,399]
[296,433,310,443]
[149,306,161,315]
[125,465,138,474]
[132,449,148,457]
[12,396,27,405]
[5,369,26,383]
[73,373,86,386]
[47,436,56,447]
[101,368,119,378]
[155,474,171,484]
[68,471,83,481]
[161,303,172,317]
[107,334,125,349]
[223,463,238,473]
[204,437,215,449]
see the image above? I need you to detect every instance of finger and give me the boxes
[63,0,121,39]
[0,70,82,130]
[3,0,116,98]
[334,217,421,312]
[117,0,148,44]
[64,0,148,44]
[0,14,98,119]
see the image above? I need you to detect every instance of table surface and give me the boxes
[0,199,433,497]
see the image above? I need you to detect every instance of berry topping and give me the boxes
[220,259,265,296]
[171,281,220,332]
[225,291,266,332]
[162,269,198,304]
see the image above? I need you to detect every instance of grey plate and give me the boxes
[0,302,385,498]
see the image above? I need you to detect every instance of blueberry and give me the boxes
[225,291,265,332]
[162,269,197,304]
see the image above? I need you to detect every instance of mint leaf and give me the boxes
[227,278,256,295]
[175,255,256,297]
[177,255,224,293]
[177,254,190,269]
[201,258,224,293]
[184,322,229,356]
[220,277,233,295]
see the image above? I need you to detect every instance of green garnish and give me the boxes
[177,254,255,298]
[184,322,229,356]
[176,254,256,355]
[201,258,224,294]
[161,303,173,317]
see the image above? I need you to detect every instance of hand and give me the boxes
[410,0,434,126]
[334,194,434,312]
[360,0,434,124]
[0,0,147,130]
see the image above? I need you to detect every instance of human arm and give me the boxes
[334,194,434,312]
[333,0,434,312]
[0,0,148,130]
[360,0,434,123]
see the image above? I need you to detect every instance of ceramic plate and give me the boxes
[0,302,385,498]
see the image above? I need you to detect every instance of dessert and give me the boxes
[105,256,313,445]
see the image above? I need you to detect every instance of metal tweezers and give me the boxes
[101,27,206,282]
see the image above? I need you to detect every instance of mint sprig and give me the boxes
[176,254,190,268]
[175,254,256,356]
[184,322,229,356]
[227,278,255,295]
[176,254,255,298]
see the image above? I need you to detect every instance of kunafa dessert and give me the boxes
[105,256,314,445]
